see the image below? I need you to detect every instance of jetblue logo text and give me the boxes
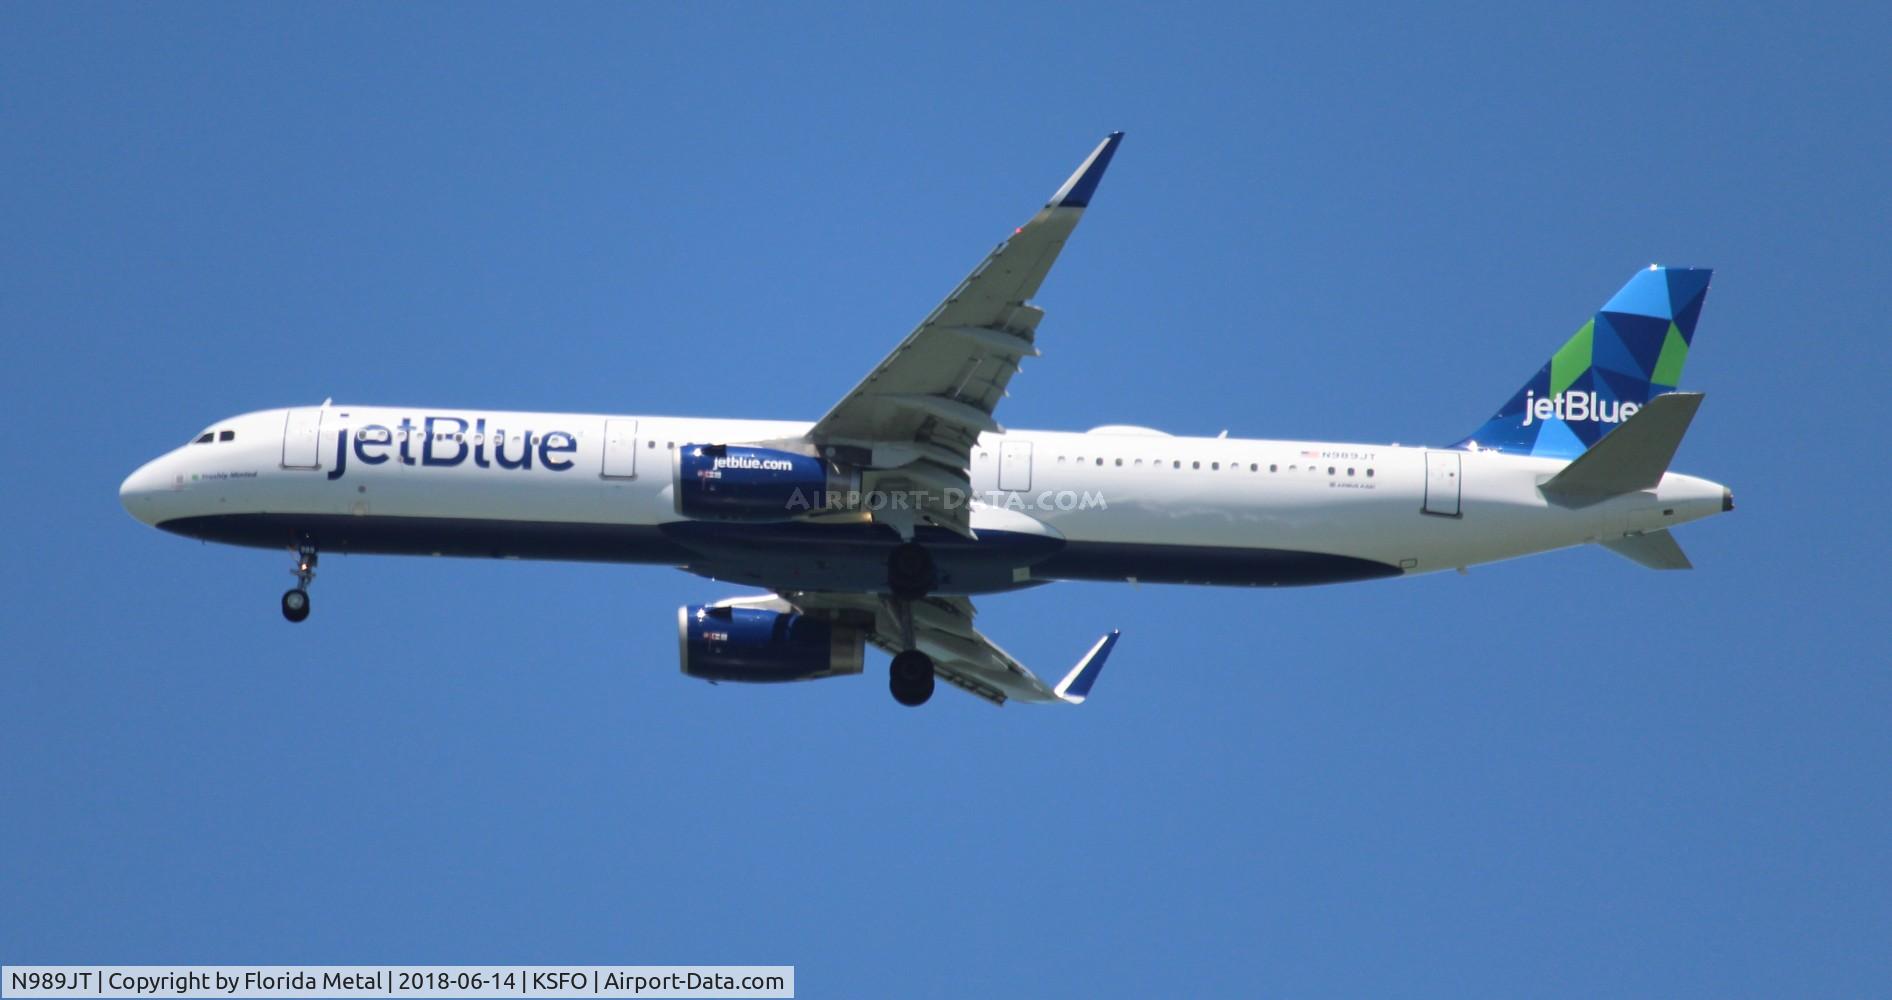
[327,416,577,480]
[1519,390,1641,427]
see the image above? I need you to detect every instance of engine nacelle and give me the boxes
[677,605,866,683]
[674,444,858,522]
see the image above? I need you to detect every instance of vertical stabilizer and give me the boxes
[1456,266,1712,458]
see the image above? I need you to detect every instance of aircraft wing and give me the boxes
[804,132,1124,539]
[753,591,1118,706]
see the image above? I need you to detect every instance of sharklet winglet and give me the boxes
[1047,132,1125,209]
[1054,629,1121,704]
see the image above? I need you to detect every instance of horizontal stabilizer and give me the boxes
[1602,529,1693,570]
[1055,630,1121,704]
[1541,393,1704,507]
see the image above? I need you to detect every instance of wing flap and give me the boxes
[778,591,1119,707]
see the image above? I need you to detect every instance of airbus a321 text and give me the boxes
[120,133,1733,707]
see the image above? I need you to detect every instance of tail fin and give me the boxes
[1456,266,1713,458]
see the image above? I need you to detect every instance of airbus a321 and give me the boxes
[120,133,1733,707]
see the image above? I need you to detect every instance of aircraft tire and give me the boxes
[281,588,311,623]
[890,650,935,706]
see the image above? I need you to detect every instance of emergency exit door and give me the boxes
[601,419,639,478]
[1424,451,1461,517]
[999,440,1033,492]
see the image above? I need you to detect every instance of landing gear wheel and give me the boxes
[890,649,935,706]
[283,538,317,622]
[887,542,936,599]
[886,595,933,705]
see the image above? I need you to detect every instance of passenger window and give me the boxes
[1211,462,1219,471]
[1347,467,1355,477]
[1327,466,1335,475]
[1095,457,1104,466]
[1270,464,1278,473]
[1249,463,1257,472]
[1367,469,1375,478]
[1191,461,1200,470]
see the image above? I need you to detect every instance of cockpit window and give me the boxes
[219,430,235,442]
[193,432,214,444]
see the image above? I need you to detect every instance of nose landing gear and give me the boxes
[282,542,316,623]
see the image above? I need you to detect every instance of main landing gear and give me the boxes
[887,543,937,707]
[281,542,316,623]
[887,541,937,599]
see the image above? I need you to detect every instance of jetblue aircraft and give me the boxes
[119,133,1732,707]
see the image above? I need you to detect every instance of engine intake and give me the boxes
[677,605,866,683]
[674,444,858,521]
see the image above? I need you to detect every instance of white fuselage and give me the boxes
[120,405,1730,592]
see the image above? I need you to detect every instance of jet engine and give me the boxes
[677,604,866,682]
[673,444,858,522]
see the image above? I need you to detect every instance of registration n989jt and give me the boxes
[7,971,94,993]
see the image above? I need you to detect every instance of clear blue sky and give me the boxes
[4,4,1888,996]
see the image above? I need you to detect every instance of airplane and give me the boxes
[118,132,1733,708]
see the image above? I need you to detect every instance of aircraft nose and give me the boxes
[119,458,168,524]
